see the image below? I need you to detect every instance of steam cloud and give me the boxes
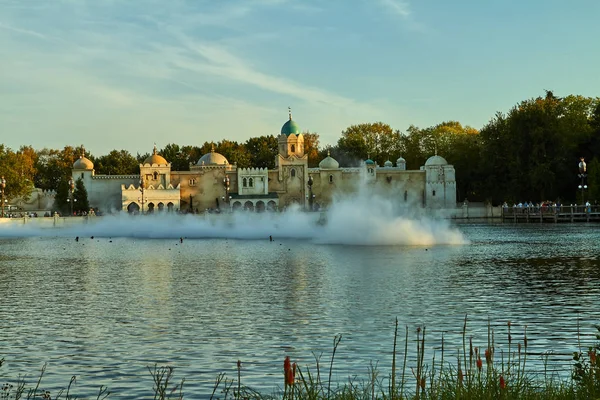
[0,193,467,246]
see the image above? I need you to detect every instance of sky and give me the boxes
[1,0,599,157]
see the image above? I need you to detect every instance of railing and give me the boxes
[501,205,600,222]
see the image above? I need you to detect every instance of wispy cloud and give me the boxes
[378,0,411,18]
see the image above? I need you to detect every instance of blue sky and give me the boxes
[1,0,599,156]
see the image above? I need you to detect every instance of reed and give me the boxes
[2,321,599,399]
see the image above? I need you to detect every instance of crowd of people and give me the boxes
[502,200,595,213]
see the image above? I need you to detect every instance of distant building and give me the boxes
[70,113,456,213]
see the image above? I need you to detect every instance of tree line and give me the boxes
[1,91,598,206]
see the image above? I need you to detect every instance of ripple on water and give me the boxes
[1,224,600,396]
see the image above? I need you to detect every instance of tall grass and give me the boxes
[2,319,599,399]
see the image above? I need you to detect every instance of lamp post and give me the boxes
[307,175,314,211]
[68,178,75,216]
[138,177,146,215]
[1,176,6,218]
[223,175,230,211]
[578,157,587,206]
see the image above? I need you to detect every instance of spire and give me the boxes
[327,150,331,157]
[211,143,215,153]
[80,145,86,159]
[153,143,158,155]
[288,106,292,120]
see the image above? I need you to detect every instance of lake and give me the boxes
[1,211,599,398]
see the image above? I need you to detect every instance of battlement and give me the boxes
[238,167,268,174]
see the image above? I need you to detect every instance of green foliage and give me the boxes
[244,135,278,169]
[95,149,139,175]
[337,122,400,166]
[73,177,90,213]
[572,325,600,398]
[1,90,599,206]
[53,179,70,215]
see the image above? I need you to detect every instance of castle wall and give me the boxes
[72,169,139,212]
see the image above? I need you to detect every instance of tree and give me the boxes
[35,146,81,191]
[244,136,278,169]
[95,150,139,175]
[0,145,35,200]
[53,179,70,215]
[338,122,400,166]
[74,177,90,213]
[303,131,321,167]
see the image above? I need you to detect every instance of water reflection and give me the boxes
[1,224,600,397]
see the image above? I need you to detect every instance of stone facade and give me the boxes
[70,115,457,213]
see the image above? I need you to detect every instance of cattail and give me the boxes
[485,348,491,364]
[458,368,463,384]
[589,350,597,366]
[476,357,483,371]
[420,378,426,390]
[284,356,292,386]
[499,375,506,389]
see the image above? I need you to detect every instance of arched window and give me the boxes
[432,190,436,196]
[153,171,158,180]
[404,191,408,202]
[291,144,296,153]
[291,169,296,178]
[368,168,374,174]
[81,173,84,179]
[249,178,254,187]
[243,178,247,187]
[329,174,333,183]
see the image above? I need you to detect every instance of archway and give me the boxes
[244,201,254,212]
[256,201,265,213]
[147,203,155,213]
[232,201,242,211]
[127,202,140,214]
[158,202,164,212]
[267,201,277,212]
[167,202,174,212]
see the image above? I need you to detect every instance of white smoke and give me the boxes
[0,193,467,246]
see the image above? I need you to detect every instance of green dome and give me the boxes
[281,119,301,136]
[365,159,375,165]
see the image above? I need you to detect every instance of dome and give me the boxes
[73,156,94,170]
[144,145,168,165]
[396,156,406,170]
[319,151,339,169]
[73,147,94,170]
[281,111,301,136]
[281,119,301,136]
[424,155,448,166]
[197,145,229,166]
[384,160,393,167]
[365,158,375,165]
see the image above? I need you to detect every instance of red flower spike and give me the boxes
[500,375,506,389]
[476,358,483,370]
[589,350,597,366]
[284,356,292,386]
[485,348,491,364]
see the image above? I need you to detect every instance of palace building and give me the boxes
[71,114,457,213]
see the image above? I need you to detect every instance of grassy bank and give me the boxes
[2,318,599,399]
